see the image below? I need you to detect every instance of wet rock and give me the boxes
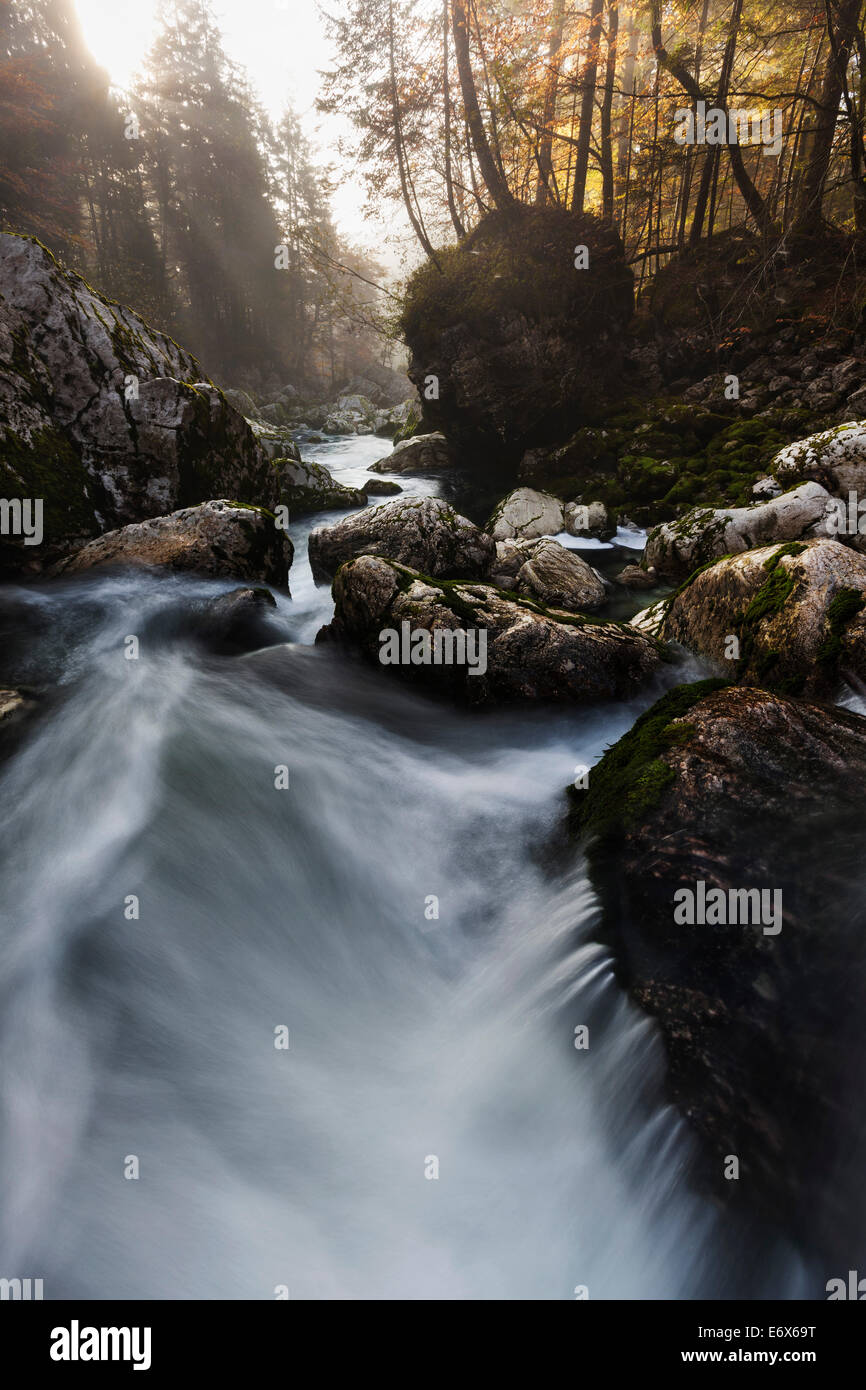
[488,487,565,541]
[0,232,277,574]
[363,479,403,496]
[368,432,453,475]
[655,538,866,696]
[644,482,834,582]
[196,586,281,654]
[48,499,292,586]
[571,680,866,1271]
[614,563,658,590]
[308,496,494,580]
[489,537,605,611]
[319,554,663,705]
[277,458,366,513]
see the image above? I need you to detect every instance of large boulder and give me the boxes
[48,499,292,586]
[368,433,453,475]
[399,205,634,464]
[644,482,834,581]
[652,538,866,696]
[488,487,565,541]
[319,555,662,705]
[570,680,866,1272]
[308,496,494,580]
[772,420,866,495]
[0,233,277,574]
[488,537,606,611]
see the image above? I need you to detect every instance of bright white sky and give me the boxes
[73,0,389,256]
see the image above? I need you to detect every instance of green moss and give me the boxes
[572,678,729,845]
[817,587,866,666]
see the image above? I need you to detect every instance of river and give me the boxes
[0,434,810,1298]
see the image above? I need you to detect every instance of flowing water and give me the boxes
[0,437,811,1299]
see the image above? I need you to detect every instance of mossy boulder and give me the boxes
[318,555,663,705]
[644,481,833,581]
[400,205,633,465]
[655,538,866,695]
[570,680,866,1273]
[0,233,277,574]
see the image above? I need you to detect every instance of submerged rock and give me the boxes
[654,538,866,696]
[571,680,866,1271]
[196,586,281,654]
[319,554,663,705]
[368,433,453,475]
[48,499,292,586]
[644,482,834,581]
[488,537,605,611]
[364,479,403,496]
[308,496,494,580]
[488,487,565,541]
[0,232,277,573]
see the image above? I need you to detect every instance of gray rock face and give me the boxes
[368,432,453,475]
[308,496,494,580]
[772,421,866,495]
[487,488,565,541]
[0,233,277,572]
[488,537,606,611]
[655,538,866,695]
[48,499,292,586]
[572,680,866,1271]
[644,482,834,581]
[319,555,663,705]
[564,500,610,537]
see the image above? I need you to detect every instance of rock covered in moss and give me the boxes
[488,537,605,611]
[276,457,365,513]
[571,680,866,1271]
[318,554,663,705]
[308,495,494,580]
[644,481,834,581]
[368,432,453,475]
[0,233,277,573]
[488,487,565,541]
[364,479,403,496]
[399,205,633,464]
[655,538,866,695]
[48,499,292,586]
[772,420,866,495]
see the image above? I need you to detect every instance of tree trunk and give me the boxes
[793,0,861,234]
[442,0,466,236]
[600,0,620,221]
[535,0,566,205]
[571,0,605,211]
[451,0,514,209]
